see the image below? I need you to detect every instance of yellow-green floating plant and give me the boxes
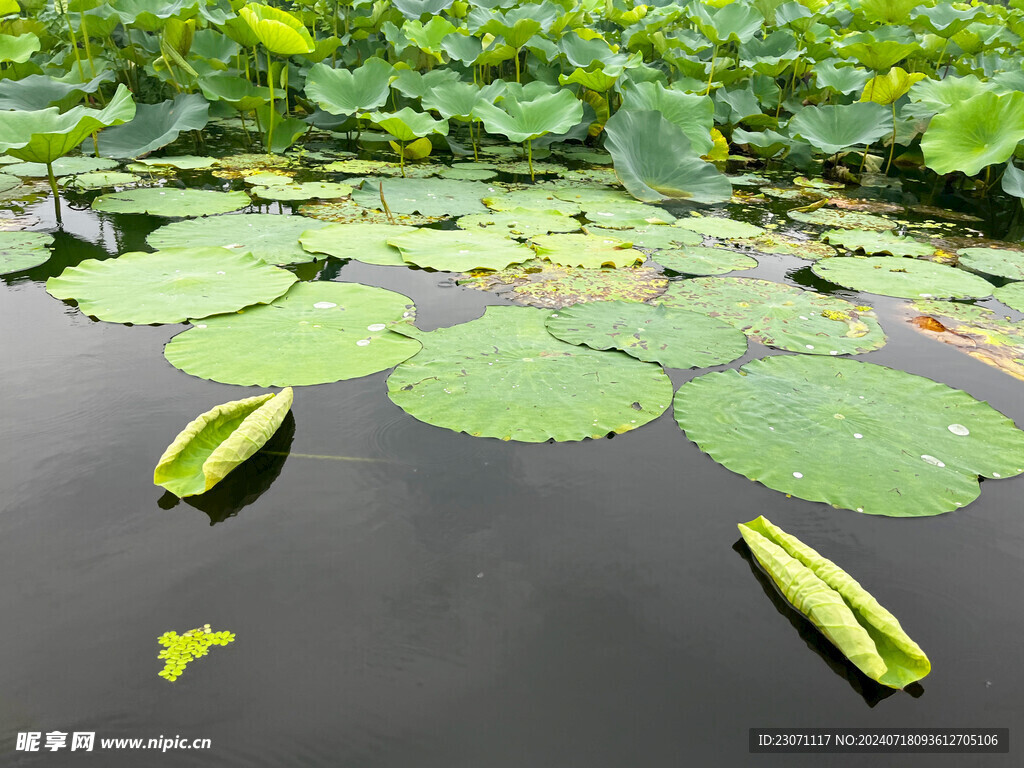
[157,625,236,682]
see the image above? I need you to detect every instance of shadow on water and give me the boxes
[787,264,844,294]
[158,412,296,525]
[731,540,924,708]
[1,231,110,286]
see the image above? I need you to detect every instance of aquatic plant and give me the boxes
[157,625,236,682]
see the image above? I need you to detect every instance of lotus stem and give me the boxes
[379,181,396,224]
[399,141,406,177]
[526,139,534,181]
[78,10,98,80]
[62,9,86,80]
[514,49,521,84]
[937,38,950,77]
[239,112,252,147]
[267,57,275,153]
[46,162,62,224]
[704,44,718,96]
[885,102,897,174]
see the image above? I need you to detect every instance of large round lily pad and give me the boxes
[0,231,53,274]
[822,229,936,257]
[387,306,673,442]
[994,282,1024,312]
[654,246,758,276]
[458,259,669,308]
[46,248,297,324]
[531,233,645,268]
[165,282,421,386]
[585,225,702,249]
[300,222,413,266]
[147,214,330,265]
[673,216,765,239]
[812,256,994,299]
[387,228,533,271]
[957,247,1024,281]
[351,177,491,217]
[457,208,580,238]
[483,187,582,215]
[656,277,886,355]
[788,208,896,230]
[735,233,837,260]
[250,181,353,201]
[545,300,747,369]
[93,188,252,217]
[674,354,1024,516]
[6,156,118,177]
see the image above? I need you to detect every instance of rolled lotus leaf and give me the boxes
[154,387,294,498]
[738,515,931,690]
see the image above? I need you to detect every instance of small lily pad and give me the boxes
[532,233,645,268]
[812,256,994,299]
[147,214,330,265]
[654,246,758,275]
[300,222,413,266]
[788,208,897,231]
[388,228,533,271]
[673,216,765,239]
[6,156,118,177]
[93,188,252,217]
[584,225,702,249]
[995,281,1024,312]
[351,177,491,217]
[437,163,498,181]
[0,231,53,274]
[735,233,837,260]
[298,199,438,226]
[483,188,582,215]
[142,155,218,169]
[250,181,353,201]
[957,247,1024,281]
[457,207,580,238]
[60,171,145,189]
[822,229,936,257]
[581,202,676,228]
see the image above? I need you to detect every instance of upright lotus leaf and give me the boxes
[957,247,1024,281]
[46,248,297,324]
[0,231,53,275]
[821,229,936,258]
[545,300,747,369]
[391,0,452,20]
[619,82,715,155]
[1002,163,1024,205]
[154,388,293,498]
[839,31,917,72]
[421,80,503,121]
[0,71,115,112]
[911,300,1024,381]
[352,177,490,217]
[812,256,994,300]
[906,75,993,119]
[165,282,421,386]
[402,16,456,62]
[814,60,871,95]
[474,90,583,177]
[387,228,532,271]
[675,355,1024,516]
[859,67,925,106]
[457,208,580,238]
[389,68,461,101]
[361,108,448,143]
[387,306,673,442]
[788,103,893,155]
[739,515,931,689]
[914,4,984,39]
[532,233,645,269]
[239,3,313,55]
[921,91,1024,176]
[603,110,732,204]
[93,188,251,217]
[0,32,39,63]
[147,214,329,265]
[688,2,764,45]
[98,93,210,159]
[656,277,886,356]
[198,72,270,112]
[304,58,395,116]
[654,246,757,276]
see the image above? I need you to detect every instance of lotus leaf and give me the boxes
[299,222,413,266]
[676,355,1024,516]
[484,188,582,215]
[305,59,397,115]
[98,93,210,159]
[0,172,19,194]
[957,247,1024,281]
[61,171,144,190]
[619,82,715,155]
[739,515,930,688]
[141,155,218,169]
[0,32,40,64]
[361,108,448,143]
[5,156,119,177]
[147,214,329,265]
[911,300,1024,382]
[387,228,532,272]
[584,225,701,249]
[859,67,925,106]
[93,188,251,217]
[532,233,645,269]
[812,256,993,299]
[545,300,746,370]
[656,277,886,356]
[994,282,1024,312]
[352,177,489,217]
[387,306,673,442]
[921,91,1024,176]
[814,61,871,95]
[654,246,758,276]
[603,110,732,204]
[437,163,498,182]
[165,282,421,386]
[46,247,297,324]
[299,199,437,226]
[250,181,352,201]
[788,208,897,231]
[821,229,936,258]
[154,388,294,498]
[735,233,837,260]
[673,216,764,240]
[239,3,314,55]
[0,231,53,275]
[788,103,893,155]
[581,203,676,229]
[459,259,668,309]
[457,208,580,238]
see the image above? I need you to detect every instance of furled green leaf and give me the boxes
[788,103,893,155]
[98,93,209,159]
[93,187,251,216]
[387,306,673,442]
[165,282,421,386]
[388,228,532,271]
[656,277,886,356]
[739,515,931,688]
[154,388,293,498]
[675,355,1024,516]
[545,300,747,369]
[921,91,1024,176]
[46,247,297,324]
[0,231,52,275]
[147,214,329,265]
[812,256,993,299]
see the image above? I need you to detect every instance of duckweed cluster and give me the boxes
[157,624,236,682]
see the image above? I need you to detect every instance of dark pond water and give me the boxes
[2,166,1023,767]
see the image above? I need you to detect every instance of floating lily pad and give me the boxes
[300,222,413,266]
[483,187,582,215]
[957,247,1024,281]
[351,177,490,217]
[0,172,20,195]
[140,155,218,169]
[164,282,420,386]
[545,300,747,369]
[0,231,53,274]
[812,256,994,299]
[793,176,845,190]
[821,229,936,257]
[5,156,118,177]
[584,225,702,249]
[154,388,294,498]
[457,207,580,238]
[387,228,532,271]
[61,171,144,189]
[735,233,837,260]
[674,355,1024,516]
[994,282,1024,312]
[437,163,498,181]
[320,159,435,177]
[387,306,673,442]
[147,214,330,265]
[654,246,758,276]
[673,216,765,239]
[531,233,645,269]
[911,300,1024,382]
[298,199,438,226]
[250,181,353,201]
[657,277,886,355]
[46,248,297,324]
[581,202,676,228]
[459,259,668,308]
[93,188,252,217]
[788,208,897,231]
[562,167,619,185]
